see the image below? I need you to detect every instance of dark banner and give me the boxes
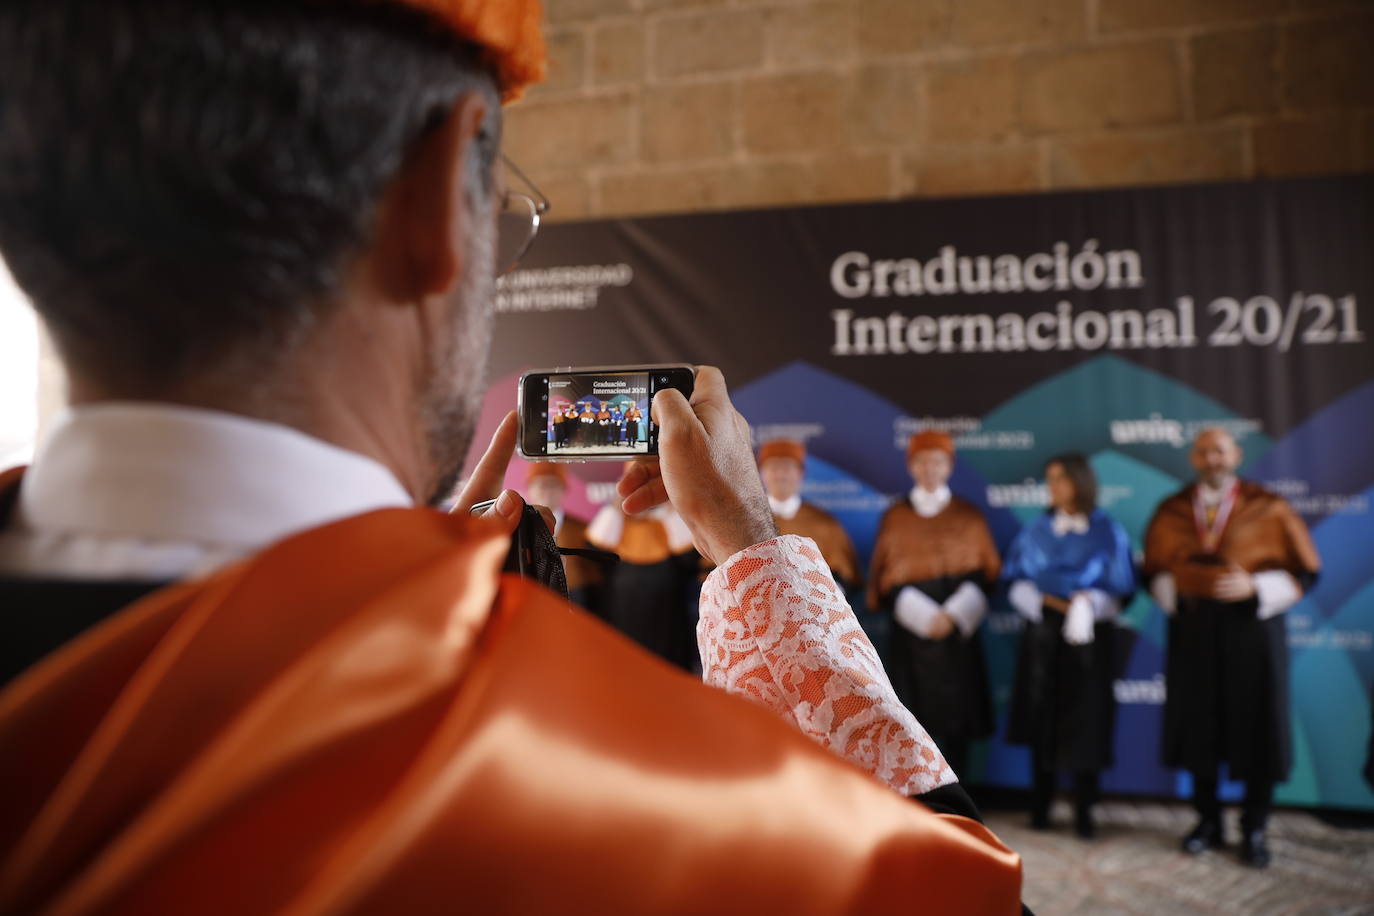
[468,175,1374,810]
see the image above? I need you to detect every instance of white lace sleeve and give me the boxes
[698,535,956,796]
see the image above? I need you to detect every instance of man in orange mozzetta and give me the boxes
[755,439,861,590]
[0,2,1022,913]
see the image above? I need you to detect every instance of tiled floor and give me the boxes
[985,800,1374,915]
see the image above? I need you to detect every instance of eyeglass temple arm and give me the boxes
[500,153,550,215]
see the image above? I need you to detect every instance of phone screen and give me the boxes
[521,366,693,460]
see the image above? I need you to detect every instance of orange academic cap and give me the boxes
[525,461,567,484]
[387,0,546,101]
[758,440,806,467]
[906,430,954,462]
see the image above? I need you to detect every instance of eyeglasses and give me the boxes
[495,154,549,277]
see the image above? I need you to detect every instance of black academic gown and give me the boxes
[1008,608,1119,773]
[882,575,994,752]
[1162,593,1299,782]
[606,553,700,672]
[1,577,163,687]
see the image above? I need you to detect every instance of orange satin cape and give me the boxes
[0,503,1021,914]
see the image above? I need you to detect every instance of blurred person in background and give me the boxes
[1144,427,1320,868]
[868,431,1001,780]
[521,461,606,617]
[756,439,860,590]
[587,464,699,670]
[1003,453,1135,840]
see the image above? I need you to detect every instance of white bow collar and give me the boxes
[1051,511,1091,537]
[909,485,951,518]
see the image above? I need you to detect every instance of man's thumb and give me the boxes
[651,387,695,429]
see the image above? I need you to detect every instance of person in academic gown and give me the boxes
[558,404,577,450]
[625,403,643,444]
[867,431,1000,778]
[578,403,596,446]
[595,404,612,446]
[756,439,860,589]
[550,405,567,450]
[1003,453,1135,839]
[1144,427,1320,868]
[522,462,606,617]
[0,2,1024,911]
[587,466,701,671]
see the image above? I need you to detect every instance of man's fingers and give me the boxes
[1214,573,1248,599]
[453,411,518,514]
[617,459,660,499]
[621,475,670,516]
[475,488,525,535]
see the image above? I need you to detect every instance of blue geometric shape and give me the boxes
[1245,380,1374,513]
[1302,484,1374,621]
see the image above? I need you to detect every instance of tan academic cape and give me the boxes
[1142,480,1320,596]
[0,491,1021,915]
[601,514,686,566]
[777,502,860,586]
[556,513,602,591]
[868,499,1002,610]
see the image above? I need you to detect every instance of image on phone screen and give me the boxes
[544,370,651,456]
[522,366,692,460]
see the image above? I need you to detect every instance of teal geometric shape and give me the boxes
[1086,449,1182,642]
[965,355,1273,484]
[1119,591,1164,643]
[1283,579,1374,810]
[1088,448,1183,539]
[1276,700,1322,807]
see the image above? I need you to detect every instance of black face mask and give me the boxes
[468,500,617,600]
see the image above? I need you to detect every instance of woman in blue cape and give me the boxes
[1003,453,1136,839]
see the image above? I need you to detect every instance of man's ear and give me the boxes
[371,90,494,302]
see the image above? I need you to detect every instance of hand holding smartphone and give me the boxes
[517,364,695,461]
[519,364,774,565]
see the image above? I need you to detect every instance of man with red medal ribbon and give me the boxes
[0,1,1023,912]
[1144,428,1321,868]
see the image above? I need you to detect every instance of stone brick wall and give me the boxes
[505,0,1374,221]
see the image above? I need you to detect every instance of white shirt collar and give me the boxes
[1051,510,1091,536]
[1,403,412,578]
[1197,476,1237,507]
[768,494,802,520]
[909,485,951,518]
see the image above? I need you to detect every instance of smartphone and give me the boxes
[518,364,695,461]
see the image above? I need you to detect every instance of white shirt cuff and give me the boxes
[1008,579,1042,622]
[1254,570,1301,619]
[894,585,942,638]
[1079,587,1121,621]
[586,504,624,550]
[1063,593,1096,645]
[1150,572,1177,616]
[943,581,988,638]
[660,509,695,554]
